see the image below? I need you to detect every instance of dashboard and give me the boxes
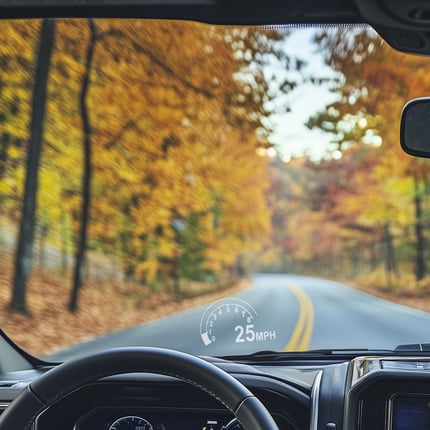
[1,355,430,430]
[31,366,311,430]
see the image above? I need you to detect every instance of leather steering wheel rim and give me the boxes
[0,347,279,430]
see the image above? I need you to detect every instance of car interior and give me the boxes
[2,0,430,430]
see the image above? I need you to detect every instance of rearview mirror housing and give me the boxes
[401,97,430,158]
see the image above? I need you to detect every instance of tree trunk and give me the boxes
[60,206,69,276]
[0,133,11,224]
[384,222,397,288]
[38,223,48,271]
[370,242,377,271]
[9,20,56,313]
[414,177,426,281]
[69,20,96,312]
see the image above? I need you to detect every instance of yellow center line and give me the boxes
[284,284,314,351]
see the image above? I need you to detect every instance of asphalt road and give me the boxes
[46,274,430,361]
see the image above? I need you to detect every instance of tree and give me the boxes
[79,22,291,284]
[0,22,38,221]
[0,21,302,308]
[307,27,430,283]
[69,19,97,312]
[10,20,56,312]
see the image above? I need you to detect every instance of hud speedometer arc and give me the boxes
[200,298,276,347]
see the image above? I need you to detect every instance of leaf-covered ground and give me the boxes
[352,281,430,314]
[0,252,249,357]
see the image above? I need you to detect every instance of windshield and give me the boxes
[1,19,430,361]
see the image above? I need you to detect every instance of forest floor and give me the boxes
[0,251,250,357]
[350,271,430,313]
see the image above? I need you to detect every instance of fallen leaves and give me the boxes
[0,251,249,357]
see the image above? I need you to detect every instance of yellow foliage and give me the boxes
[0,19,274,283]
[135,258,158,283]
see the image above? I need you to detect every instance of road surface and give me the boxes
[46,274,430,361]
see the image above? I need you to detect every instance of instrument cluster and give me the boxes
[76,408,245,430]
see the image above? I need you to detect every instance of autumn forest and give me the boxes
[1,19,430,336]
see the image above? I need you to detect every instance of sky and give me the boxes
[267,28,341,161]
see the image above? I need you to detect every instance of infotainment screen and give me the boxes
[391,396,430,430]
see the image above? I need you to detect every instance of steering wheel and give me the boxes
[0,347,279,430]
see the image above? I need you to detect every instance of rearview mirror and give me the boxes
[401,97,430,158]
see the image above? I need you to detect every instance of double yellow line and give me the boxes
[284,284,314,351]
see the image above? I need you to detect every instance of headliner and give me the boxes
[1,0,430,55]
[0,0,362,22]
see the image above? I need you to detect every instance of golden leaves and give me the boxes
[0,19,273,284]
